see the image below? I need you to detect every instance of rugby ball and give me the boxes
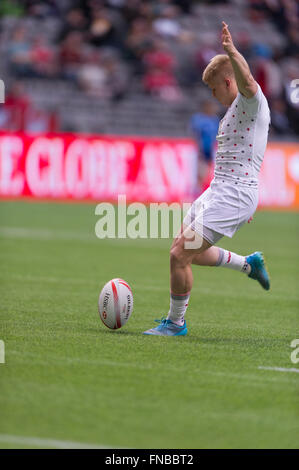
[98,278,133,330]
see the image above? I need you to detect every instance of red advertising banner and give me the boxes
[0,132,197,203]
[259,142,299,209]
[0,131,298,208]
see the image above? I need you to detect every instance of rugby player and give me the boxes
[144,22,271,336]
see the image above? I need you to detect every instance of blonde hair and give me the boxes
[202,54,234,85]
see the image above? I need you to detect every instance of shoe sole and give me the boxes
[142,329,188,336]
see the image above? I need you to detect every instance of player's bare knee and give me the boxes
[170,245,189,268]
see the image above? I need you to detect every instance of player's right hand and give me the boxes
[222,22,236,55]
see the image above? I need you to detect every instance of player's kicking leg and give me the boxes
[143,226,211,336]
[143,225,270,336]
[192,247,270,290]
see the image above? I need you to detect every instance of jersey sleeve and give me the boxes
[238,83,263,117]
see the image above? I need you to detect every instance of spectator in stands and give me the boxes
[284,24,299,56]
[142,38,182,101]
[281,58,299,134]
[174,30,198,87]
[195,40,220,75]
[120,0,147,26]
[59,31,87,81]
[78,48,129,100]
[235,31,253,59]
[77,49,108,97]
[1,0,298,137]
[248,0,268,23]
[101,52,130,100]
[3,81,31,131]
[3,80,57,132]
[249,0,287,33]
[7,26,34,78]
[270,98,291,135]
[190,99,220,193]
[136,1,155,23]
[59,7,88,41]
[124,17,152,73]
[252,43,283,103]
[152,4,182,38]
[24,0,60,18]
[30,36,58,78]
[143,65,182,101]
[88,4,118,48]
[143,37,176,72]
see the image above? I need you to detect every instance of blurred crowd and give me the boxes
[0,0,298,136]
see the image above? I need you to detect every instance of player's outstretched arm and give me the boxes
[221,21,257,98]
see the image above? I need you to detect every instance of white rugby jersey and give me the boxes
[214,84,270,187]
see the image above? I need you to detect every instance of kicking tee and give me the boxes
[214,84,270,187]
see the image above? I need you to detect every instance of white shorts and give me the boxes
[183,178,259,245]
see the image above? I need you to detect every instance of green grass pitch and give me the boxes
[0,200,298,449]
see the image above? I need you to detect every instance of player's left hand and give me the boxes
[248,216,253,224]
[222,22,236,55]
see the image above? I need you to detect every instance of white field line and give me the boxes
[0,434,120,449]
[258,366,299,374]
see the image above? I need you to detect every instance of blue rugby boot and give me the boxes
[246,251,270,290]
[143,318,187,336]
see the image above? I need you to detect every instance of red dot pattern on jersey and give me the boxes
[218,105,256,180]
